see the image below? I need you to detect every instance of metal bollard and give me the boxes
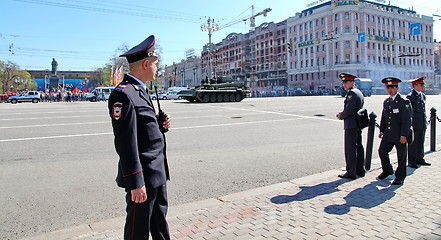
[430,107,437,152]
[365,112,377,170]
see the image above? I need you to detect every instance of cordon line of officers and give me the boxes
[336,73,431,186]
[106,35,433,240]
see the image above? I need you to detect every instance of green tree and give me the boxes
[0,60,33,93]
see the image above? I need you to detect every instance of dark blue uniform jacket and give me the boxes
[108,74,169,190]
[380,93,412,142]
[407,89,427,130]
[340,88,364,129]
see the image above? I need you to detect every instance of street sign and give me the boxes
[358,32,366,42]
[410,23,421,35]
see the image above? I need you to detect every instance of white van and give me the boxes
[86,87,114,102]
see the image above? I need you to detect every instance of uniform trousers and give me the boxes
[408,128,426,165]
[378,139,407,181]
[124,184,170,240]
[344,129,365,177]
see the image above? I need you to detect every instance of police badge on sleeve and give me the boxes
[112,102,123,120]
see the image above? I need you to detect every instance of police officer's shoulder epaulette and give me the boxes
[114,80,130,92]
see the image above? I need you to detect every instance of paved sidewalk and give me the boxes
[24,152,441,240]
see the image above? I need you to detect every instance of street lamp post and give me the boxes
[201,17,219,79]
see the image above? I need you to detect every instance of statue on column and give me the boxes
[51,58,58,75]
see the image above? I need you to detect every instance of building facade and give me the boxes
[250,21,288,87]
[287,0,435,91]
[162,57,202,89]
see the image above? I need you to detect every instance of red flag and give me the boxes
[83,86,87,92]
[261,81,265,87]
[110,66,114,86]
[72,86,79,93]
[101,84,105,87]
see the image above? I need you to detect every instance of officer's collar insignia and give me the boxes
[347,95,352,99]
[405,104,410,109]
[112,102,123,120]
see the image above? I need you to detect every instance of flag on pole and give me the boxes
[110,66,114,86]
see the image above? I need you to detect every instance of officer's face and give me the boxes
[386,86,398,96]
[413,83,425,92]
[144,58,159,82]
[342,81,354,90]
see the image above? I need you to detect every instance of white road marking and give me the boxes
[0,115,105,121]
[0,121,109,129]
[0,118,301,142]
[209,105,341,122]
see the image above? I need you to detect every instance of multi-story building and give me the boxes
[434,41,441,87]
[201,32,251,81]
[250,21,288,87]
[201,21,288,87]
[287,0,435,91]
[163,57,202,89]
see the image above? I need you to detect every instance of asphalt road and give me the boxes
[1,95,440,239]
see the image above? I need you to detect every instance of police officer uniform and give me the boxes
[338,73,365,179]
[378,77,412,185]
[108,35,171,240]
[407,76,431,167]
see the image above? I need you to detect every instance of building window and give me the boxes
[311,59,314,67]
[310,21,313,28]
[336,55,339,64]
[306,60,308,67]
[335,27,339,34]
[316,19,319,26]
[322,45,325,51]
[356,55,359,63]
[344,12,349,19]
[335,14,339,21]
[366,15,370,21]
[335,42,339,49]
[321,17,325,24]
[355,12,358,19]
[323,72,326,79]
[311,46,314,53]
[305,23,308,29]
[345,54,350,64]
[317,45,320,52]
[345,41,350,48]
[294,26,296,32]
[300,24,302,31]
[321,30,325,37]
[345,26,350,33]
[355,26,359,33]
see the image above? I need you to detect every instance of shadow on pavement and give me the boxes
[324,180,401,215]
[270,179,348,204]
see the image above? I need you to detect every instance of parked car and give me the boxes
[151,92,167,100]
[86,87,114,102]
[8,91,40,104]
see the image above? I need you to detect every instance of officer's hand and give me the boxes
[163,114,171,129]
[378,132,383,139]
[131,186,147,203]
[400,136,407,144]
[336,112,341,120]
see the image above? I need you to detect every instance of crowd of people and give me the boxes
[0,89,94,103]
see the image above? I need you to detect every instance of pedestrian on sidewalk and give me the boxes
[336,73,365,180]
[407,76,431,168]
[108,35,171,240]
[378,77,412,185]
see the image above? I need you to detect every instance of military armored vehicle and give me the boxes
[178,78,249,103]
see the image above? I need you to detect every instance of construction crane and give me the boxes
[219,5,272,31]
